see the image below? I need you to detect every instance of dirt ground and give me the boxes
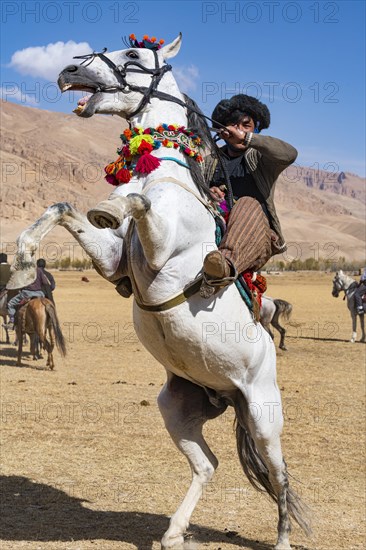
[0,271,365,550]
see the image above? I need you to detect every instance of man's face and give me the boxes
[218,114,256,155]
[228,114,256,133]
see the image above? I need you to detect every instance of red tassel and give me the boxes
[116,168,131,183]
[135,152,161,174]
[105,174,119,186]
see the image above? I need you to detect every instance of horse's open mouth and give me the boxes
[58,80,100,117]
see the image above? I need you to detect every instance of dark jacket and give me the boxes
[204,134,298,252]
[26,268,52,293]
[0,262,11,289]
[40,268,55,302]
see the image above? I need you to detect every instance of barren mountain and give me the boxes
[1,100,365,262]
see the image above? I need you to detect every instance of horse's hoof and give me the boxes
[87,199,126,229]
[161,533,185,549]
[275,543,291,550]
[279,346,288,351]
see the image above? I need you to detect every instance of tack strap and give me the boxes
[134,277,203,312]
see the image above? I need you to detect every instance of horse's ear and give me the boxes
[160,33,182,60]
[339,269,343,275]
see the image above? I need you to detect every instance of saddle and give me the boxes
[16,297,34,309]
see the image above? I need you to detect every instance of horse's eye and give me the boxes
[126,51,138,59]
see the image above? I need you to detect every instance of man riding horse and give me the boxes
[6,266,52,330]
[203,94,297,289]
[355,267,366,315]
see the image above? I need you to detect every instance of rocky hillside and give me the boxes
[1,100,364,261]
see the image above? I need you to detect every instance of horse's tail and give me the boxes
[273,299,293,322]
[44,301,67,357]
[234,392,312,537]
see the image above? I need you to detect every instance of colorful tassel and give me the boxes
[135,152,161,174]
[105,174,119,186]
[116,168,131,183]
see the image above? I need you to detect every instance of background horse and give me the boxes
[16,297,66,369]
[7,35,310,548]
[260,296,293,351]
[332,270,365,343]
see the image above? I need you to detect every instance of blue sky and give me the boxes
[1,0,365,176]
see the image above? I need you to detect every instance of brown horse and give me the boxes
[16,298,66,369]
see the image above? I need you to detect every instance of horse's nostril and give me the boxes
[65,65,79,73]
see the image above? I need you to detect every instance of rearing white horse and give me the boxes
[8,34,311,549]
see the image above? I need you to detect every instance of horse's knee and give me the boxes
[49,202,73,217]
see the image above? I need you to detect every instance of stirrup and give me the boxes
[199,269,238,299]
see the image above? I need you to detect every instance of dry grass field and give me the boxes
[1,271,365,550]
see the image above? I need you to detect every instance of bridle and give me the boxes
[73,47,226,126]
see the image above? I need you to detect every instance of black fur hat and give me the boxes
[212,94,270,131]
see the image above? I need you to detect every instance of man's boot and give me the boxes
[200,251,237,298]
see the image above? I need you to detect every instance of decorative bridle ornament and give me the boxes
[127,33,165,50]
[104,124,204,185]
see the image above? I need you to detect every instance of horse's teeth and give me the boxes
[73,105,85,115]
[61,83,73,91]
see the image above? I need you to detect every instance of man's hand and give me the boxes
[218,125,249,152]
[210,186,226,201]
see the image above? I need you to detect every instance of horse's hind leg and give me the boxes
[45,327,55,370]
[16,327,23,366]
[30,334,38,360]
[359,314,365,343]
[235,383,311,549]
[158,374,226,549]
[271,311,287,351]
[262,322,275,341]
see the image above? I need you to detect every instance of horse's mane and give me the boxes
[183,94,219,197]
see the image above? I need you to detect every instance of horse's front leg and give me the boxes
[7,203,124,289]
[88,194,174,271]
[350,311,357,343]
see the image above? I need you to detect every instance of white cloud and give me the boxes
[0,86,37,105]
[9,41,92,81]
[173,65,200,93]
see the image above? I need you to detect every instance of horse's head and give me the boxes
[58,34,182,119]
[332,270,346,297]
